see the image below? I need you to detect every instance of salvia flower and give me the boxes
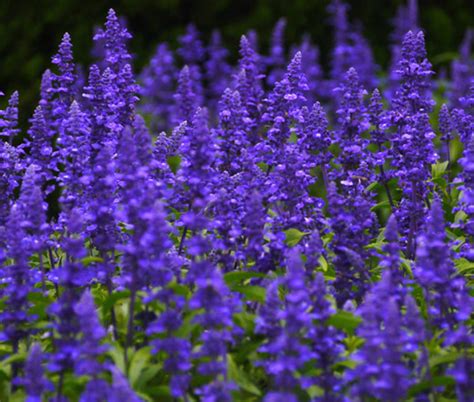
[259,51,308,166]
[327,181,376,306]
[332,67,370,177]
[256,252,314,397]
[23,344,52,402]
[173,65,199,125]
[205,30,231,109]
[188,260,240,401]
[73,290,108,376]
[346,272,420,401]
[109,366,142,402]
[458,133,474,260]
[306,272,345,401]
[51,32,76,116]
[414,198,473,334]
[266,18,287,87]
[139,42,176,131]
[94,9,132,72]
[0,91,20,143]
[234,35,264,139]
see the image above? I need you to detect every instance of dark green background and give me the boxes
[1,0,473,124]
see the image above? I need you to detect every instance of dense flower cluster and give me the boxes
[0,1,473,401]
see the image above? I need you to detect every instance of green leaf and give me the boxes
[102,290,130,312]
[107,343,126,374]
[429,352,460,369]
[327,311,362,334]
[284,228,309,247]
[145,385,172,399]
[431,161,449,179]
[81,256,104,266]
[169,283,192,298]
[370,200,390,212]
[232,285,266,303]
[134,364,162,391]
[167,155,181,173]
[408,376,455,396]
[224,271,265,285]
[318,255,328,272]
[129,346,152,388]
[455,258,474,276]
[227,354,261,396]
[233,312,256,333]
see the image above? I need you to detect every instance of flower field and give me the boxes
[0,0,473,401]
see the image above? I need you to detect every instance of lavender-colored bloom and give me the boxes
[132,114,153,168]
[85,144,118,285]
[346,272,419,401]
[265,141,321,231]
[147,288,191,398]
[39,69,55,124]
[177,24,204,102]
[93,10,138,131]
[1,168,45,344]
[349,28,378,89]
[392,30,434,115]
[256,252,314,397]
[388,0,419,100]
[74,290,108,376]
[368,89,393,204]
[48,209,88,377]
[51,33,76,114]
[240,190,266,264]
[452,83,474,145]
[117,136,172,292]
[0,141,22,239]
[205,30,231,108]
[328,0,376,90]
[439,104,454,166]
[0,91,20,143]
[391,31,437,257]
[109,366,142,402]
[94,9,132,72]
[0,203,34,344]
[176,108,218,240]
[414,198,473,333]
[234,35,264,139]
[80,379,110,402]
[260,52,308,166]
[266,18,287,87]
[458,133,474,260]
[173,65,198,125]
[17,164,48,257]
[57,101,91,215]
[292,35,326,101]
[215,88,250,174]
[368,88,387,147]
[448,357,474,402]
[23,344,51,402]
[82,64,121,153]
[333,67,370,176]
[307,272,345,401]
[178,23,205,66]
[298,101,332,174]
[27,106,55,185]
[327,181,376,306]
[152,121,186,198]
[139,43,176,131]
[380,215,406,304]
[449,29,473,108]
[188,260,240,400]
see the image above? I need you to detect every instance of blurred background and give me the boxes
[1,0,473,124]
